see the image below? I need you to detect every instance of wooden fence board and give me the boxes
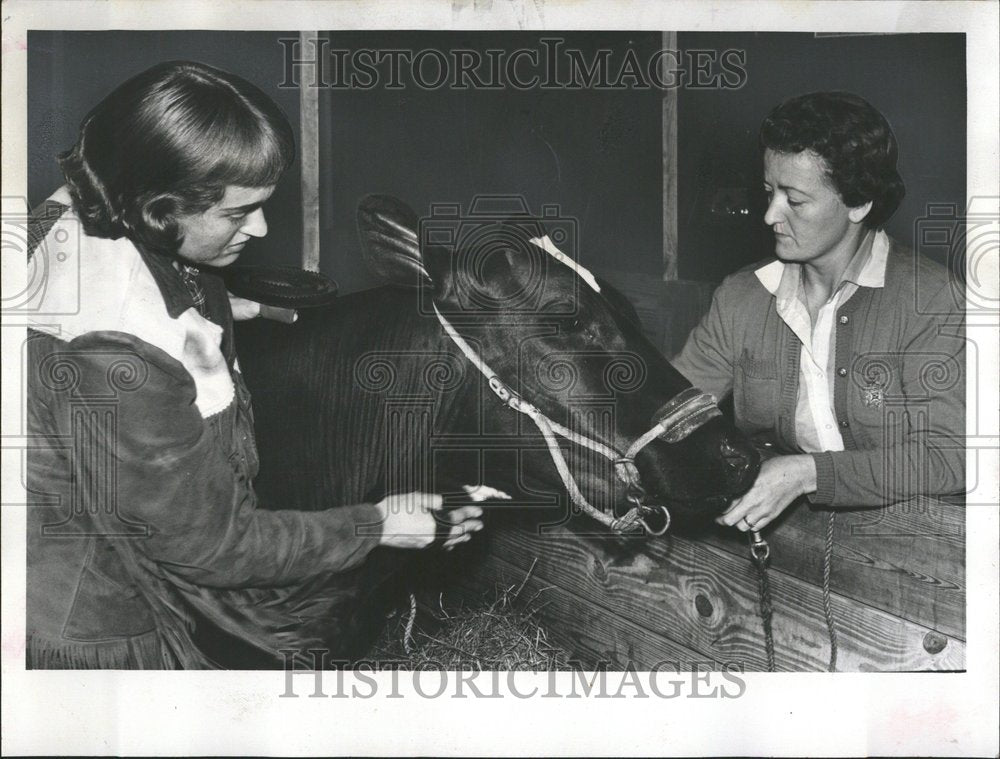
[474,520,965,672]
[702,497,965,640]
[440,552,729,671]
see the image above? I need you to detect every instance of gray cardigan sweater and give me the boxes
[671,237,965,507]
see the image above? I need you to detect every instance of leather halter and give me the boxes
[433,303,721,535]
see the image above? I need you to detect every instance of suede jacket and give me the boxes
[25,189,383,668]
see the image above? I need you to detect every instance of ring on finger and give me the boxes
[742,516,755,529]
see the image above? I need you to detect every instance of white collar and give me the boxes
[755,229,889,295]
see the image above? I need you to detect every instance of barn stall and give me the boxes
[226,255,964,673]
[30,30,965,673]
[231,267,965,673]
[298,31,965,673]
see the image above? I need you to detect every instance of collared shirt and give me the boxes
[753,230,889,453]
[670,232,964,507]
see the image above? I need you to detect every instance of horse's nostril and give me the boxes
[721,440,745,464]
[720,440,753,481]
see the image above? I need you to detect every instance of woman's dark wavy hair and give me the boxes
[59,60,294,254]
[759,91,905,228]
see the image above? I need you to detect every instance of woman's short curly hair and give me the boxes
[59,60,294,254]
[759,91,905,228]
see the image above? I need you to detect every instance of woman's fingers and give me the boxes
[436,505,483,523]
[716,492,756,527]
[443,534,472,551]
[717,498,782,532]
[438,517,484,541]
[440,512,484,550]
[443,531,475,547]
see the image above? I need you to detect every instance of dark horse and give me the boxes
[213,196,759,666]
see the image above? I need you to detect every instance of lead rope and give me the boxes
[749,510,839,673]
[748,530,776,672]
[822,509,838,672]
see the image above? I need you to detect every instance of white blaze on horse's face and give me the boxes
[529,235,602,294]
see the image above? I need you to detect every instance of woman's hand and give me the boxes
[716,454,817,532]
[375,492,484,550]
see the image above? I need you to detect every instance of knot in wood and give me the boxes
[694,593,715,618]
[591,559,608,583]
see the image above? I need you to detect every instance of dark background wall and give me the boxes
[677,32,966,281]
[317,31,664,295]
[28,31,965,295]
[27,31,303,268]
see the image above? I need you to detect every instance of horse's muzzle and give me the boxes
[719,434,761,494]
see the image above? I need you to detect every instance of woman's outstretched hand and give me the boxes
[375,492,484,550]
[716,454,818,532]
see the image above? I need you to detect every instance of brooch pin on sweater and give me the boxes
[862,381,885,408]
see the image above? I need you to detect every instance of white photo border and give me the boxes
[2,1,997,756]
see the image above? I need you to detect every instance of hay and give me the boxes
[368,560,571,671]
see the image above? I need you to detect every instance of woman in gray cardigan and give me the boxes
[672,91,965,533]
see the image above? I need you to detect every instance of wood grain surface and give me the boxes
[703,496,965,641]
[467,516,965,672]
[442,552,728,671]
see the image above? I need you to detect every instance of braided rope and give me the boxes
[822,510,839,672]
[403,592,417,654]
[529,413,627,530]
[749,531,776,672]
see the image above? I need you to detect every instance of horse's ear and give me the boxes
[357,194,432,287]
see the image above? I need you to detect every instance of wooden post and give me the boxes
[300,31,321,272]
[662,31,678,281]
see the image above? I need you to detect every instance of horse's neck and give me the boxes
[301,288,479,506]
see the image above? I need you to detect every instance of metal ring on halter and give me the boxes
[626,490,645,508]
[749,529,770,562]
[637,505,671,537]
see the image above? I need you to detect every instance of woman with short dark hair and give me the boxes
[26,60,483,669]
[758,90,906,230]
[672,91,964,533]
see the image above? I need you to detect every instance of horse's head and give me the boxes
[358,194,759,533]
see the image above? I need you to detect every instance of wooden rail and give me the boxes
[703,496,965,640]
[443,500,965,671]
